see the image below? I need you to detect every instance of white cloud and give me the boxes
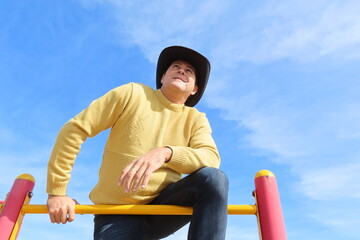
[307,200,360,239]
[85,0,360,65]
[299,163,360,200]
[212,0,360,64]
[83,0,234,62]
[0,151,47,185]
[277,1,360,60]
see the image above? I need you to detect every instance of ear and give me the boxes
[160,73,165,84]
[190,84,198,96]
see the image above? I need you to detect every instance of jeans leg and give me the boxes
[144,167,229,240]
[93,214,152,240]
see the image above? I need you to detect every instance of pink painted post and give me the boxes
[254,170,287,240]
[0,174,35,240]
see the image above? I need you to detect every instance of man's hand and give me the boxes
[47,195,79,224]
[118,147,173,193]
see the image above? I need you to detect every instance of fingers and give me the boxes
[130,164,148,192]
[118,148,170,193]
[118,158,152,193]
[140,171,151,190]
[49,209,56,223]
[48,206,70,224]
[48,202,60,223]
[123,170,136,193]
[119,161,145,193]
[60,207,68,224]
[47,195,77,224]
[118,162,135,187]
[118,165,132,189]
[67,206,76,222]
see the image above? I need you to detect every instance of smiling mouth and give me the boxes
[173,76,187,82]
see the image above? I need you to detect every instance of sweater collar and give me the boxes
[155,89,185,112]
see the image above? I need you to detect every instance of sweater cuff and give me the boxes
[46,183,68,196]
[164,145,188,170]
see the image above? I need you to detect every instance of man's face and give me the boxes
[160,60,198,99]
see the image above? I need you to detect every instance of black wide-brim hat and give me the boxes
[156,46,210,107]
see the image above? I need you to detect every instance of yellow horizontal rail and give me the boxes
[12,204,256,215]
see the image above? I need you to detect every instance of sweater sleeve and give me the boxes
[46,83,133,195]
[165,114,220,174]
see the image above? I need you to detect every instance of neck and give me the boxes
[160,88,188,105]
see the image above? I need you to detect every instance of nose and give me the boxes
[177,68,185,75]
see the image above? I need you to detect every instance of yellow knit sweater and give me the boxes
[47,83,220,204]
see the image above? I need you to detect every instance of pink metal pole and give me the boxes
[254,170,287,240]
[0,174,35,240]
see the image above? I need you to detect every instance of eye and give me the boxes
[185,68,194,75]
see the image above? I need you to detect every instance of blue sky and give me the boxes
[1,0,360,239]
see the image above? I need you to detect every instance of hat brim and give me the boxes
[156,46,210,107]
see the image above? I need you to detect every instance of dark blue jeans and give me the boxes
[93,167,229,240]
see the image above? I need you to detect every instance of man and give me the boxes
[47,46,229,239]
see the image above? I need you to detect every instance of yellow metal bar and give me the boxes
[14,204,256,215]
[228,205,257,215]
